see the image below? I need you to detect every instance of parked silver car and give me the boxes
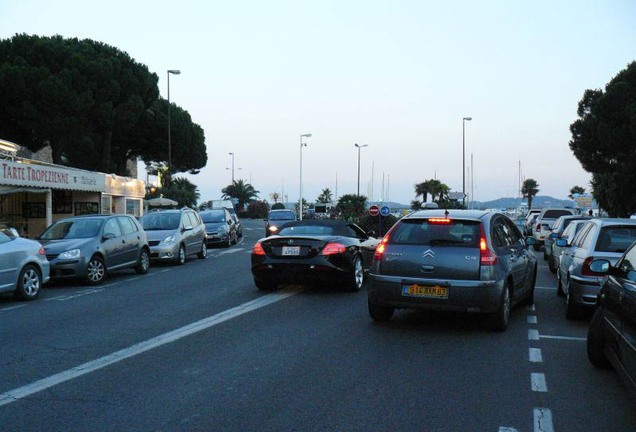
[556,218,636,319]
[532,208,577,250]
[40,215,150,285]
[368,210,537,331]
[544,215,591,262]
[200,209,237,247]
[0,226,50,300]
[140,209,207,264]
[548,219,589,274]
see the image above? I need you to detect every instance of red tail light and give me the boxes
[428,218,451,224]
[253,242,265,255]
[321,243,347,255]
[373,234,390,260]
[536,223,541,232]
[39,246,45,256]
[581,257,604,276]
[479,225,497,266]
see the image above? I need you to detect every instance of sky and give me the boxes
[1,0,635,205]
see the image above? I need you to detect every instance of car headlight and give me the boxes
[268,226,278,232]
[160,235,176,246]
[58,249,81,260]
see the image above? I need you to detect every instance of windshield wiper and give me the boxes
[429,239,465,246]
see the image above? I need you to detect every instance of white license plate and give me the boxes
[282,246,300,256]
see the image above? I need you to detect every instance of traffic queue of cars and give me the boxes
[0,207,243,300]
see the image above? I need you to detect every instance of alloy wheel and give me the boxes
[22,268,40,296]
[354,257,363,288]
[88,259,105,282]
[141,251,150,271]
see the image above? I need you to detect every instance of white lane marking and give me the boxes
[236,237,244,246]
[160,269,171,273]
[536,286,555,290]
[0,304,28,311]
[540,335,586,341]
[244,228,254,231]
[127,277,141,282]
[531,373,548,392]
[217,248,243,256]
[534,408,554,432]
[526,305,535,311]
[0,287,302,407]
[55,289,104,301]
[528,329,540,340]
[527,315,538,324]
[529,348,543,363]
[245,250,252,254]
[44,296,67,302]
[102,283,118,288]
[498,428,518,432]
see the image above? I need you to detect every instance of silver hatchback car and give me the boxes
[140,209,207,264]
[368,210,537,331]
[556,218,636,319]
[0,227,50,300]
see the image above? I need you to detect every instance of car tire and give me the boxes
[14,264,42,301]
[135,248,150,274]
[543,249,548,261]
[490,282,511,332]
[344,255,364,292]
[587,308,612,369]
[556,270,565,297]
[197,242,207,259]
[254,278,277,291]
[86,255,106,285]
[565,282,582,320]
[548,254,556,273]
[521,267,537,306]
[232,232,238,245]
[368,300,394,322]
[224,236,231,248]
[176,244,186,265]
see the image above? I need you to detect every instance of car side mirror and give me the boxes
[525,237,536,246]
[103,232,116,241]
[589,259,610,274]
[227,220,232,225]
[366,230,376,238]
[550,232,559,239]
[555,238,568,247]
[182,225,193,232]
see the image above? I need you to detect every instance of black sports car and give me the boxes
[251,220,380,291]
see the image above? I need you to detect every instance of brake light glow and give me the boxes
[479,224,497,266]
[321,243,347,255]
[39,246,45,256]
[373,234,390,260]
[428,218,451,224]
[253,242,265,255]
[581,257,604,276]
[536,223,541,232]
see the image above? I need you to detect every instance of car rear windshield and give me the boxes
[199,211,225,223]
[269,211,295,220]
[140,213,181,230]
[595,225,636,253]
[543,210,572,219]
[39,219,103,240]
[388,219,480,247]
[279,225,337,236]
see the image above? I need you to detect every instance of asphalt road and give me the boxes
[0,218,634,432]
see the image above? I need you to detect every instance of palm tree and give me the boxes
[316,188,333,204]
[160,177,200,208]
[522,178,540,209]
[568,186,586,199]
[222,179,259,210]
[414,181,431,203]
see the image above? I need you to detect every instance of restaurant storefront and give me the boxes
[0,158,145,239]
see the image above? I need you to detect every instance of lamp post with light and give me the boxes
[354,143,368,196]
[299,133,312,220]
[462,116,472,207]
[167,69,181,177]
[226,152,242,183]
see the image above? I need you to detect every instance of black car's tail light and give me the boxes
[321,243,346,255]
[479,224,497,266]
[253,242,266,255]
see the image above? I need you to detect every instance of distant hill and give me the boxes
[472,196,577,210]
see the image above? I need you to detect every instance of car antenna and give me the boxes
[444,203,449,219]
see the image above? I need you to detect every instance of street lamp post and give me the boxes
[462,116,472,207]
[299,133,312,220]
[167,69,181,176]
[354,143,368,196]
[226,152,242,183]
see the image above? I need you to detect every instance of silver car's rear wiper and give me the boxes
[429,239,465,246]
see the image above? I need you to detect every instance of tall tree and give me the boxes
[522,178,540,209]
[569,61,636,217]
[414,181,431,203]
[269,192,280,203]
[146,177,200,208]
[336,194,367,220]
[221,180,259,210]
[568,186,586,199]
[316,188,333,204]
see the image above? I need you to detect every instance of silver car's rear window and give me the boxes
[389,219,480,247]
[595,226,636,253]
[543,210,572,219]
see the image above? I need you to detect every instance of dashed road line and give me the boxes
[528,329,540,340]
[536,286,555,290]
[534,408,554,432]
[217,248,244,256]
[0,304,28,312]
[498,428,518,432]
[526,305,535,311]
[531,373,548,392]
[160,269,171,273]
[527,315,538,324]
[0,287,302,407]
[54,288,105,302]
[529,348,543,363]
[540,334,586,341]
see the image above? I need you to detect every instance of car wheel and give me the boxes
[587,308,612,369]
[490,281,511,332]
[224,236,231,248]
[548,254,556,273]
[254,278,277,291]
[86,256,106,285]
[197,242,207,259]
[556,270,565,297]
[521,267,536,306]
[533,243,540,251]
[344,255,364,292]
[543,249,548,261]
[135,249,150,274]
[565,288,582,320]
[176,244,186,265]
[368,300,394,322]
[14,264,42,301]
[232,232,238,245]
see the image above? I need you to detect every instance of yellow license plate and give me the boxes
[402,284,449,299]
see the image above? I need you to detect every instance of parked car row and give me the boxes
[0,207,243,301]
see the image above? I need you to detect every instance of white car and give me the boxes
[532,208,577,250]
[0,226,50,300]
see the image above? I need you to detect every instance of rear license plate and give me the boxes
[402,284,449,299]
[282,246,301,256]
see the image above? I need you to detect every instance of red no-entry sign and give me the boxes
[369,205,379,216]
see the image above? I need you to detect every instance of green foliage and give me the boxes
[569,62,636,217]
[357,214,398,237]
[415,179,450,203]
[247,200,270,219]
[410,200,422,210]
[0,34,206,175]
[294,199,310,215]
[522,178,540,209]
[222,180,259,210]
[568,186,586,199]
[336,194,367,221]
[271,202,285,210]
[145,177,200,208]
[316,188,333,204]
